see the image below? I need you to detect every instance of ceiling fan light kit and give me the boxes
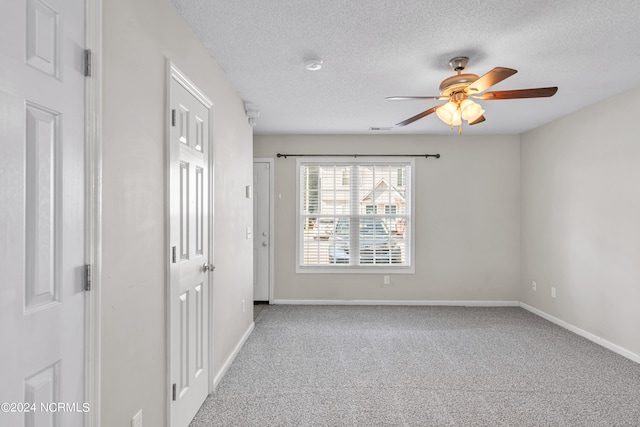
[387,56,558,133]
[460,99,484,122]
[435,98,485,133]
[435,101,459,125]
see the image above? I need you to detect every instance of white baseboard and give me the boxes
[520,302,640,364]
[272,299,520,307]
[213,321,255,389]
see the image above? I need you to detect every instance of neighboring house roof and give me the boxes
[360,178,406,204]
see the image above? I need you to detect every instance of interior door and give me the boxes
[253,160,272,302]
[169,67,212,427]
[0,0,86,426]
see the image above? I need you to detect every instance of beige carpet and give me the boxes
[192,305,640,426]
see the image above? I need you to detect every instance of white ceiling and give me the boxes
[171,0,640,135]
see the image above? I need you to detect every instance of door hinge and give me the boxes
[84,264,92,291]
[83,49,92,77]
[171,246,177,263]
[172,383,177,401]
[171,109,176,127]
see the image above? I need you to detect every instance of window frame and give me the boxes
[296,157,415,274]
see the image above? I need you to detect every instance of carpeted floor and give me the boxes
[191,305,640,426]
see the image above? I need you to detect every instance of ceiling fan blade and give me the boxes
[467,67,517,93]
[395,106,439,127]
[386,96,448,101]
[469,115,486,125]
[472,87,558,100]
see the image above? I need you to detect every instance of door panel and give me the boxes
[169,70,211,427]
[0,0,85,426]
[253,161,271,301]
[24,102,60,310]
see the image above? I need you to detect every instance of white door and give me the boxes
[168,66,212,427]
[0,0,86,426]
[253,160,272,302]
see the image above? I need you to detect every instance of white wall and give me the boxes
[102,1,253,425]
[254,134,520,303]
[520,86,640,358]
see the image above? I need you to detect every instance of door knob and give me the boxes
[203,263,215,272]
[262,241,268,247]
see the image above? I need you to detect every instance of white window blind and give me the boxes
[297,158,414,272]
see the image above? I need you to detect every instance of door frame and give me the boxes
[165,61,215,426]
[254,158,275,303]
[85,0,102,426]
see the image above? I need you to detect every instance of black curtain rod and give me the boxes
[276,153,440,159]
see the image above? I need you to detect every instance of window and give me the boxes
[341,169,350,186]
[397,168,405,186]
[297,158,414,272]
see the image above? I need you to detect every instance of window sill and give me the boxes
[296,265,415,274]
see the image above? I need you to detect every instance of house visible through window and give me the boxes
[297,158,414,272]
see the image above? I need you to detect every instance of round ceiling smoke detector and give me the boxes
[304,57,323,71]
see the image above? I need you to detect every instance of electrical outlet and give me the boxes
[532,281,537,291]
[383,275,391,285]
[551,287,556,298]
[132,409,142,427]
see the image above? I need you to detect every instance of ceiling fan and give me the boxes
[387,57,558,133]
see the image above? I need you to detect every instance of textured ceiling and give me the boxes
[171,0,640,135]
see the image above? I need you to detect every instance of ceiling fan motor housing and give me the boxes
[439,73,479,97]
